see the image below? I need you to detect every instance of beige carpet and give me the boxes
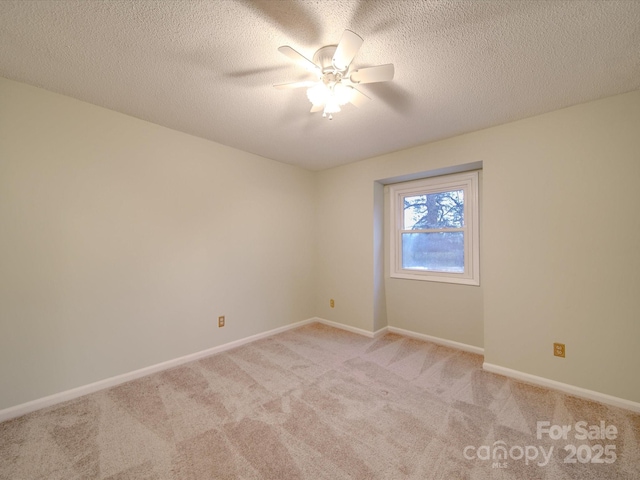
[1,323,639,479]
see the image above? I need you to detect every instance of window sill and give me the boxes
[390,271,480,286]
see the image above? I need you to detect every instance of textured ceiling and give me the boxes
[1,1,639,170]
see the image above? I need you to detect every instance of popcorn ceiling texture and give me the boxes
[0,0,639,170]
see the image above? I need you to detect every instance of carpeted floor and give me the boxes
[1,323,639,479]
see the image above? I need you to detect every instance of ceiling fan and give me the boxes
[274,30,394,120]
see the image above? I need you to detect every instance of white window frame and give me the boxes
[389,171,479,285]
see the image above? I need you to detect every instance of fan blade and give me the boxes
[273,81,317,89]
[349,64,394,84]
[348,87,370,108]
[310,103,324,113]
[332,30,363,71]
[277,46,320,74]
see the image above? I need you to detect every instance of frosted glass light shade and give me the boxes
[306,83,328,105]
[333,83,352,106]
[324,96,341,114]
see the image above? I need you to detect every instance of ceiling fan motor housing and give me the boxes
[313,45,345,74]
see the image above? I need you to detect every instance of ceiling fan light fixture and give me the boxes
[306,82,328,106]
[276,29,394,120]
[333,82,352,106]
[306,80,350,120]
[324,96,341,114]
[322,96,341,120]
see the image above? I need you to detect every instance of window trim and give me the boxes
[389,171,480,285]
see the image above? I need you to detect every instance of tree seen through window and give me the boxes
[401,190,465,272]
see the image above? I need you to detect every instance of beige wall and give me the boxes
[383,171,484,347]
[316,90,640,403]
[482,91,640,403]
[315,163,376,330]
[316,145,485,345]
[0,78,317,409]
[2,75,639,410]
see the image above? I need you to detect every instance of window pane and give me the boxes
[401,232,464,272]
[403,190,464,229]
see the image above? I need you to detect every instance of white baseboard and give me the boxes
[7,319,635,422]
[483,362,640,414]
[386,326,485,355]
[313,319,484,354]
[0,318,317,423]
[313,317,388,338]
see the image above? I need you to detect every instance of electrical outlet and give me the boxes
[554,343,565,358]
[218,316,225,328]
[330,299,335,308]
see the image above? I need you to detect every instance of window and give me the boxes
[389,171,479,285]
